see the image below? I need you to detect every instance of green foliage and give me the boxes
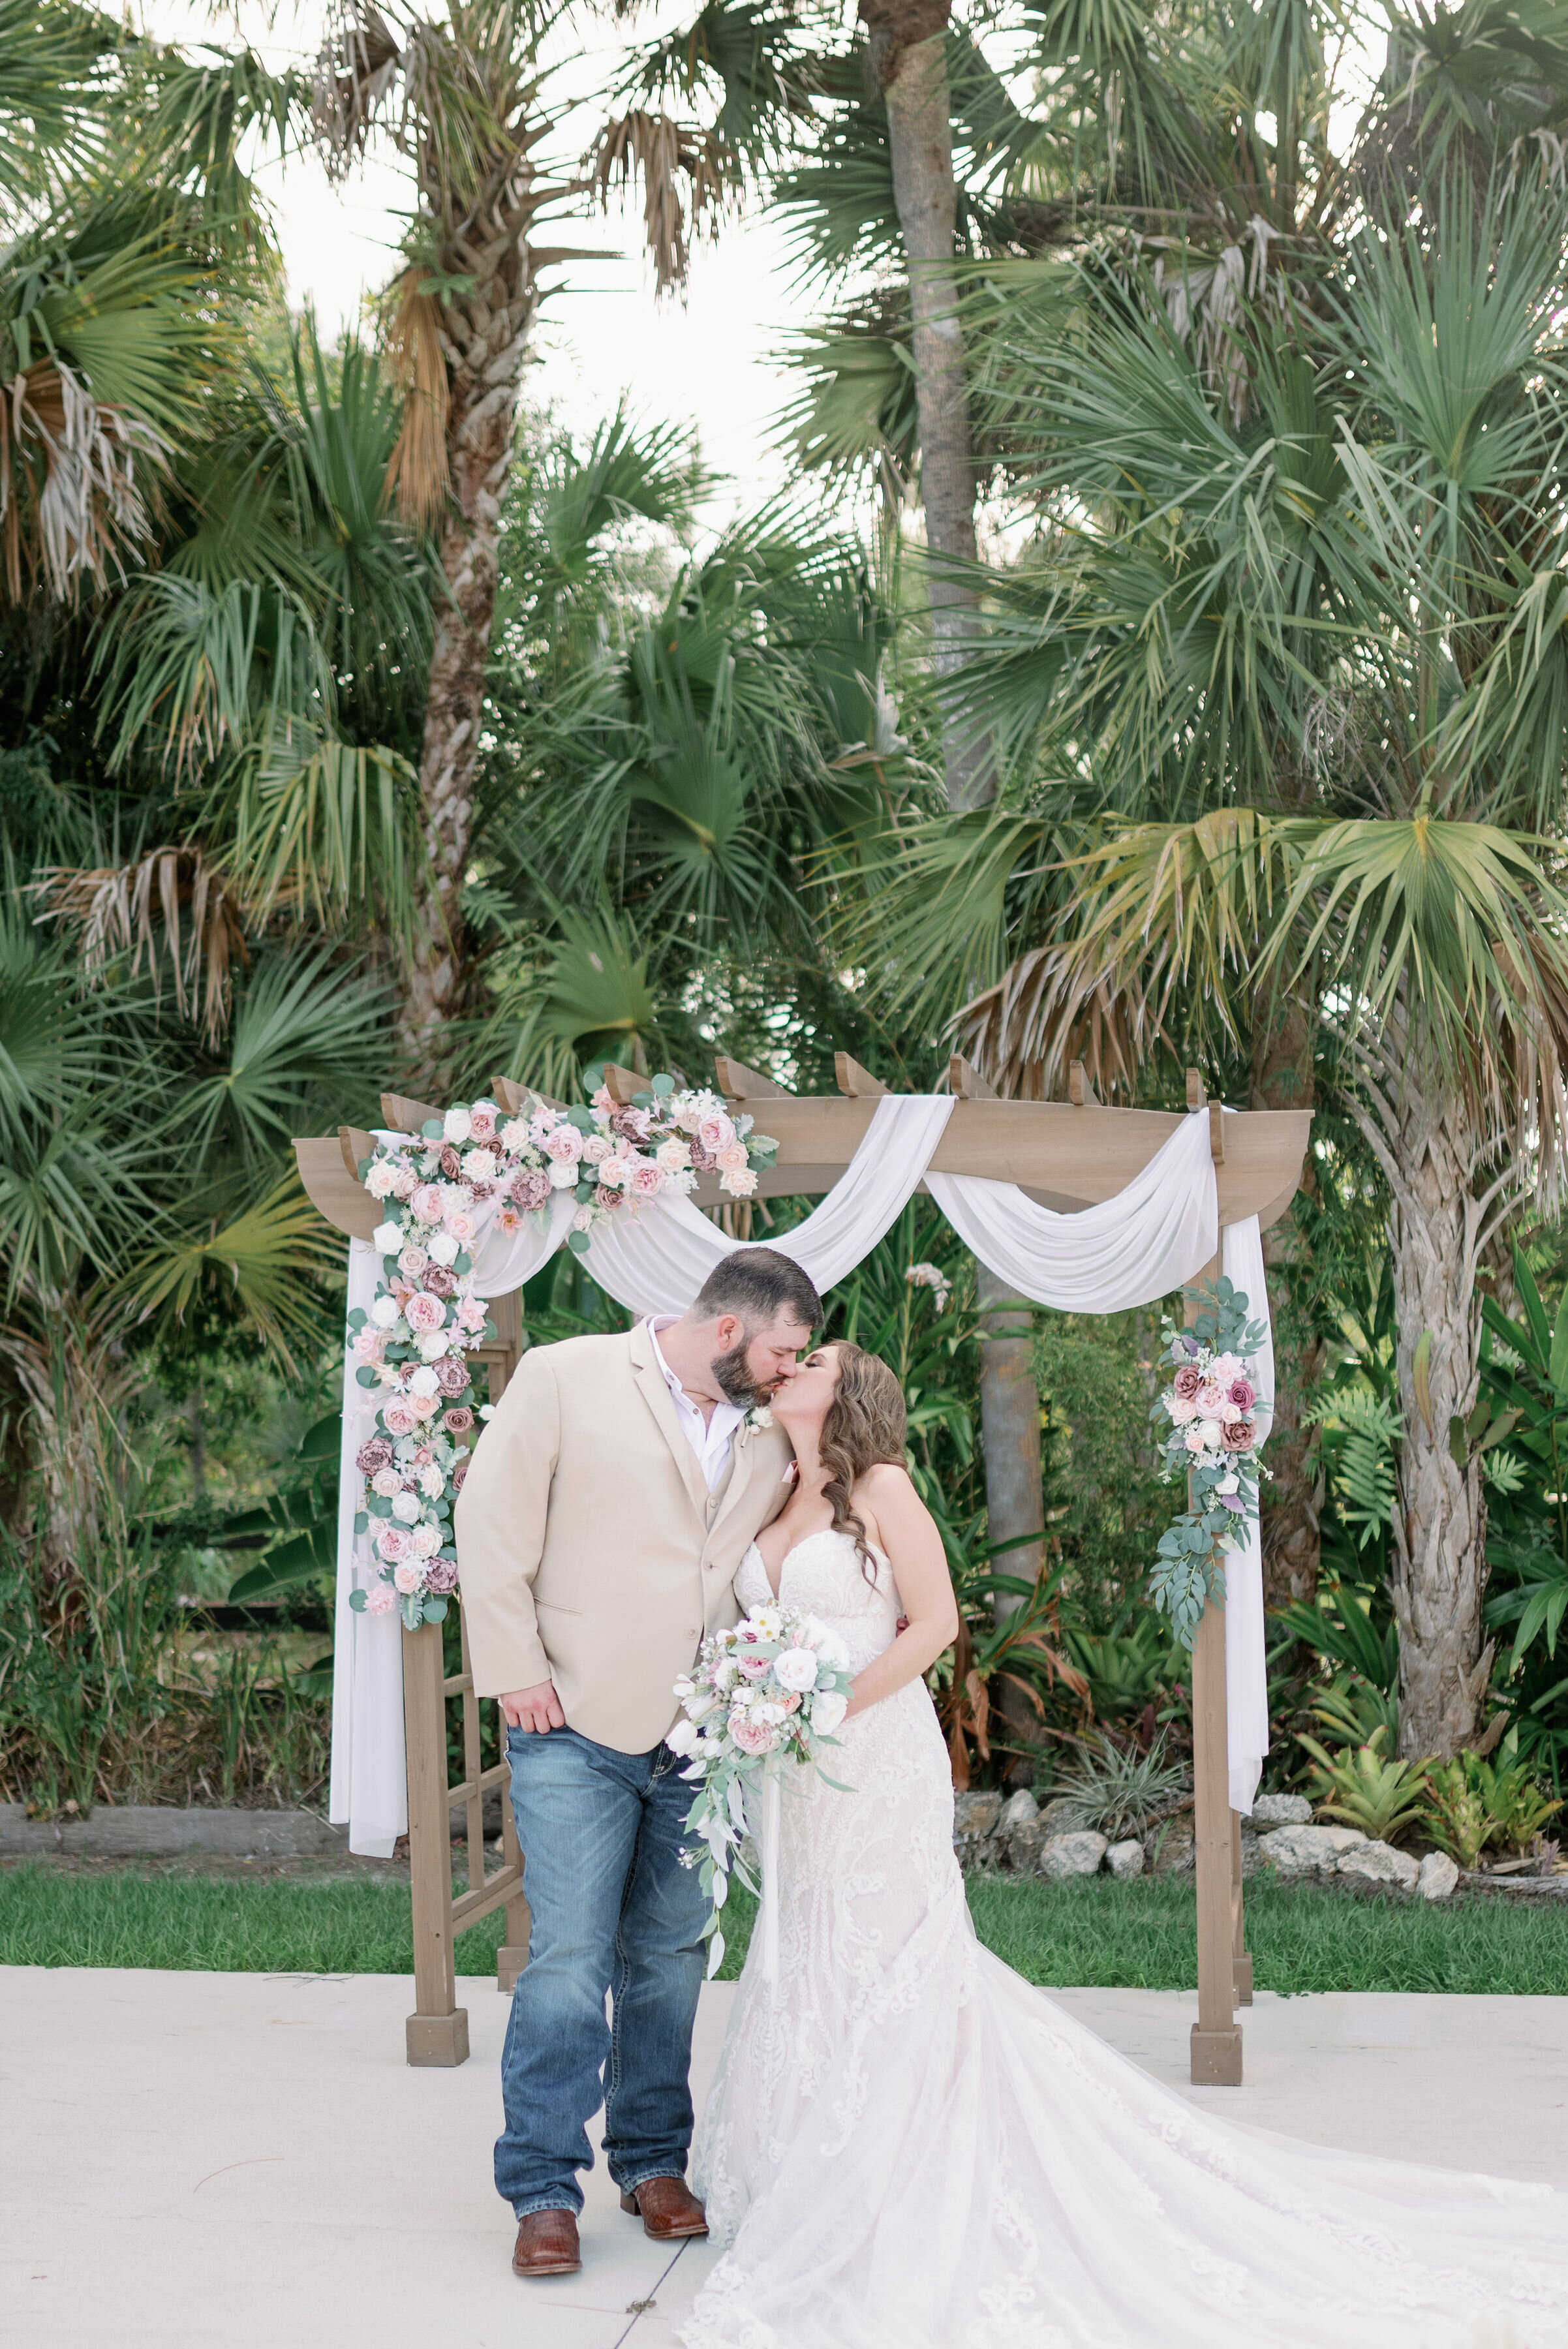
[1047,1731,1190,1843]
[1297,1727,1431,1844]
[1147,1276,1268,1648]
[219,1412,340,1605]
[1423,1739,1565,1868]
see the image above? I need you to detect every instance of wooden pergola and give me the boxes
[297,1051,1310,2082]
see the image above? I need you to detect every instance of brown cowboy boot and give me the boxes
[512,2208,581,2276]
[619,2175,709,2241]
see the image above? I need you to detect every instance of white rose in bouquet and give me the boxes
[774,1648,820,1693]
[810,1690,849,1736]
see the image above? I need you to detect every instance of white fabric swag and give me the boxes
[330,1099,1273,1854]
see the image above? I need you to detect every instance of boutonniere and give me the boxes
[744,1404,775,1435]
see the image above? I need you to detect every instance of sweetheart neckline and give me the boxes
[744,1526,891,1604]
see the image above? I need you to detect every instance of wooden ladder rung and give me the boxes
[446,1758,512,1807]
[450,1863,523,1931]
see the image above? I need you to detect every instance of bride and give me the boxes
[683,1340,1568,2349]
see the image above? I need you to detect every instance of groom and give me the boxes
[456,1248,819,2279]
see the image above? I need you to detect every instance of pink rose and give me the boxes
[455,1298,487,1332]
[510,1169,551,1214]
[730,1717,778,1755]
[544,1128,582,1164]
[1196,1382,1225,1416]
[444,1208,477,1246]
[1226,1377,1255,1412]
[1172,1364,1203,1402]
[468,1105,497,1143]
[353,1328,385,1362]
[376,1525,409,1562]
[581,1135,611,1164]
[1222,1419,1257,1453]
[382,1398,418,1436]
[715,1141,748,1174]
[737,1654,772,1681]
[365,1583,396,1616]
[390,1166,418,1199]
[698,1113,735,1154]
[411,1184,444,1225]
[629,1161,664,1197]
[1167,1394,1198,1425]
[398,1246,430,1283]
[371,1467,403,1498]
[591,1086,615,1111]
[594,1183,624,1209]
[392,1560,425,1594]
[441,1405,476,1434]
[408,1392,438,1420]
[405,1291,446,1333]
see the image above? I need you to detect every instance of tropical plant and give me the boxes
[1423,1740,1564,1867]
[1297,1726,1431,1844]
[1047,1729,1190,1843]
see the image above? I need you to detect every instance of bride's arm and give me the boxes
[842,1465,959,1720]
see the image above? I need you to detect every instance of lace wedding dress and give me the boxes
[683,1528,1568,2349]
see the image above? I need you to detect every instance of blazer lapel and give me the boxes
[627,1321,711,1524]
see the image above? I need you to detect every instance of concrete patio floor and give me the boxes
[4,1967,1566,2348]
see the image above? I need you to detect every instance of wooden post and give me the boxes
[1186,1221,1242,2085]
[403,1620,469,2068]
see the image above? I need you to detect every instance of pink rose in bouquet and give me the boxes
[455,1297,487,1332]
[468,1105,497,1144]
[383,1398,418,1436]
[408,1392,439,1420]
[390,1166,418,1199]
[411,1184,444,1225]
[441,1405,475,1434]
[397,1244,429,1281]
[1226,1376,1256,1412]
[1196,1382,1226,1415]
[353,1328,385,1362]
[371,1467,403,1498]
[405,1291,447,1334]
[1222,1418,1257,1452]
[698,1113,736,1154]
[715,1141,749,1174]
[444,1207,477,1247]
[393,1561,425,1594]
[581,1135,612,1164]
[736,1653,773,1681]
[365,1583,396,1616]
[729,1716,779,1755]
[376,1525,410,1563]
[1172,1364,1203,1402]
[544,1127,582,1164]
[629,1161,665,1197]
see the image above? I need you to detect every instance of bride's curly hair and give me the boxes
[819,1343,908,1582]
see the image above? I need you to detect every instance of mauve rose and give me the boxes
[424,1556,459,1593]
[441,1405,476,1434]
[595,1182,624,1208]
[688,1141,715,1171]
[356,1437,393,1475]
[1222,1418,1257,1453]
[1172,1364,1203,1402]
[424,1265,456,1297]
[511,1169,551,1213]
[435,1357,469,1397]
[440,1144,462,1178]
[452,1459,470,1491]
[1226,1376,1255,1412]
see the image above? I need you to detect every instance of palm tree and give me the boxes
[311,0,580,1080]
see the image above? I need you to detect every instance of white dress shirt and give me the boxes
[646,1317,746,1490]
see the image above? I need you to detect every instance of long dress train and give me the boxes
[683,1529,1567,2349]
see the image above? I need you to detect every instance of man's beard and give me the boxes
[712,1336,773,1407]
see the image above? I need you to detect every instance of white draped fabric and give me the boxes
[328,1098,1274,1853]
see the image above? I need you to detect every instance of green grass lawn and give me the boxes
[3,1864,1564,1993]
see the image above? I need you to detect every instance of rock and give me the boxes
[1039,1830,1109,1879]
[998,1789,1039,1832]
[1105,1838,1144,1880]
[1337,1839,1419,1892]
[1418,1850,1460,1902]
[1238,1828,1262,1880]
[953,1792,1004,1840]
[1249,1792,1313,1830]
[1039,1796,1087,1831]
[1258,1823,1368,1881]
[1145,1817,1195,1873]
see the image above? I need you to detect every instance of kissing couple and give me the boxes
[456,1248,1568,2348]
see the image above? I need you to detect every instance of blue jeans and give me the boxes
[497,1723,709,2218]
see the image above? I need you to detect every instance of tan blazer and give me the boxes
[455,1321,793,1752]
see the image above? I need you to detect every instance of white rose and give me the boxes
[462,1147,497,1183]
[408,1366,441,1398]
[773,1648,819,1693]
[810,1690,848,1736]
[665,1718,701,1757]
[656,1138,690,1172]
[596,1156,628,1188]
[1218,1473,1239,1496]
[427,1232,459,1266]
[371,1220,404,1255]
[365,1161,397,1198]
[390,1489,422,1524]
[549,1158,579,1190]
[722,1167,758,1198]
[369,1295,400,1328]
[419,1330,450,1362]
[500,1118,529,1154]
[572,1206,593,1232]
[713,1659,739,1693]
[420,1465,445,1497]
[443,1107,472,1144]
[410,1522,443,1556]
[1198,1419,1223,1450]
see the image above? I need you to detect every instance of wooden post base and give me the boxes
[407,2009,470,2067]
[1233,1954,1254,2006]
[1190,2024,1243,2085]
[497,1943,528,1995]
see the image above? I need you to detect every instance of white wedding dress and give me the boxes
[683,1528,1568,2349]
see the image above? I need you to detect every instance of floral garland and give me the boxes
[1147,1276,1270,1647]
[347,1079,778,1629]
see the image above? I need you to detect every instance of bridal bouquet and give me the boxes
[1148,1276,1270,1646]
[666,1606,855,1976]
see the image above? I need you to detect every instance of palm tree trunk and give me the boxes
[1348,1009,1495,1757]
[859,2,991,812]
[1249,998,1325,1606]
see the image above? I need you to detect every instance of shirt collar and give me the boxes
[645,1316,743,1424]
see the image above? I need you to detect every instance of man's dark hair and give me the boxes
[693,1248,820,1332]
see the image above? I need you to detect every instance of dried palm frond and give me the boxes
[589,110,734,297]
[0,357,166,604]
[380,264,450,525]
[38,844,249,1045]
[311,0,401,177]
